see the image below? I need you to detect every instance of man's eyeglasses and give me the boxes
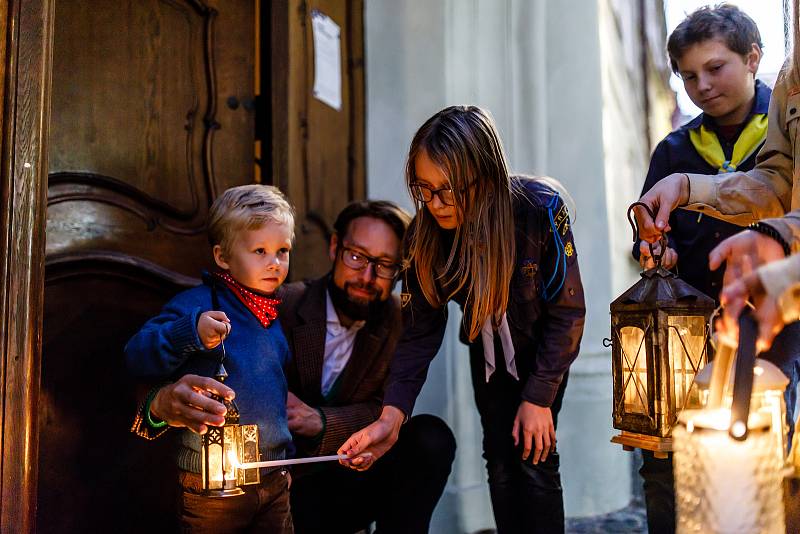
[409,182,457,206]
[339,247,401,279]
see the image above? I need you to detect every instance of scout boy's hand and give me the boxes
[634,173,690,243]
[150,374,235,434]
[287,392,324,437]
[197,310,231,349]
[338,406,404,471]
[512,400,556,465]
[638,241,678,270]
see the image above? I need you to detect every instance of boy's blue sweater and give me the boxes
[125,280,291,472]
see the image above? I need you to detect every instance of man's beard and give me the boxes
[328,276,387,322]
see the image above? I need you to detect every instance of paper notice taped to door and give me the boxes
[311,10,342,111]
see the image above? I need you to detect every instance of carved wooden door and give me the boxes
[270,0,365,279]
[39,1,254,530]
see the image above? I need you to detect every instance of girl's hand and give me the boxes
[512,400,556,465]
[197,310,231,349]
[337,406,405,471]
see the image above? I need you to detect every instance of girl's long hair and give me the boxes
[405,106,516,341]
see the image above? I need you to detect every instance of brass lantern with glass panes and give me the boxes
[610,204,715,456]
[201,363,261,497]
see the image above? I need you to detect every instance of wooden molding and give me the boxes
[0,0,55,531]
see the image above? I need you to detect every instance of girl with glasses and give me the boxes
[338,105,586,533]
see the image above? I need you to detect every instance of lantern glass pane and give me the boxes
[223,426,239,482]
[621,326,648,414]
[240,425,260,485]
[208,443,223,489]
[668,316,706,413]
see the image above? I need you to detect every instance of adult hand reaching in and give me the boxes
[710,230,786,348]
[720,267,785,353]
[150,374,234,434]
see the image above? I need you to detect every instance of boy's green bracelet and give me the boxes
[144,386,168,429]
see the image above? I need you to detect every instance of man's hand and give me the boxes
[150,374,234,434]
[634,173,690,243]
[512,400,556,465]
[286,392,323,437]
[197,310,231,349]
[337,405,405,471]
[638,241,678,270]
[720,269,784,353]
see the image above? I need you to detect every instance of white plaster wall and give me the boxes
[364,0,651,529]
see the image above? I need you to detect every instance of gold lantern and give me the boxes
[201,362,261,497]
[673,311,788,533]
[610,204,715,456]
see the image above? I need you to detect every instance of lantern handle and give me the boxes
[627,202,667,268]
[729,308,758,441]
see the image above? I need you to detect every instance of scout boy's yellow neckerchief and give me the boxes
[688,113,767,173]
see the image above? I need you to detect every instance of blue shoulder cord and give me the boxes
[542,193,567,302]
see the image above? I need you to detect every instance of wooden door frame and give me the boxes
[0,0,54,531]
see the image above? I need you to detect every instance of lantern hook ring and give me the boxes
[627,202,667,268]
[602,337,612,348]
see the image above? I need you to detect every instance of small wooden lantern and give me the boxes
[610,204,715,456]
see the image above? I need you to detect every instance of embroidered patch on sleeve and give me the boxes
[554,205,570,236]
[520,259,538,279]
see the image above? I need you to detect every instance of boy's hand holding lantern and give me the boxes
[198,310,231,349]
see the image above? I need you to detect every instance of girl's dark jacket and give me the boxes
[383,177,586,416]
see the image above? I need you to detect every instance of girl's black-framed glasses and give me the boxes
[409,182,456,206]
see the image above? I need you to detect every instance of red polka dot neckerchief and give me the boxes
[213,271,280,328]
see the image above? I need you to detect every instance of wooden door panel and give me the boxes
[45,198,212,274]
[40,259,191,533]
[271,0,365,280]
[40,0,254,529]
[212,0,257,191]
[46,0,255,277]
[49,0,209,215]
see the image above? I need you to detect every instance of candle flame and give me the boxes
[227,448,241,469]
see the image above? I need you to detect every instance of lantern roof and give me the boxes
[611,267,715,312]
[694,357,790,393]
